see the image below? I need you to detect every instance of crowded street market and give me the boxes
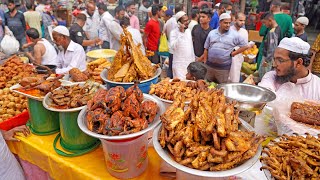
[0,0,320,179]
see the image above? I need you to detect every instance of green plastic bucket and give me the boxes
[27,98,60,135]
[53,111,100,157]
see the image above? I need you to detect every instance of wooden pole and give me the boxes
[240,0,246,13]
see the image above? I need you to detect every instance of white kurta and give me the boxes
[0,132,25,180]
[170,28,195,80]
[229,25,248,82]
[99,11,114,42]
[55,41,87,74]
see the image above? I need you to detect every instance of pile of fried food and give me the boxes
[49,81,100,109]
[149,78,208,102]
[0,55,35,88]
[107,28,158,82]
[86,58,111,84]
[261,134,320,180]
[0,88,27,122]
[290,102,320,126]
[17,74,63,96]
[159,89,264,171]
[86,84,158,135]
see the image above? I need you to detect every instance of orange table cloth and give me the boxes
[7,133,171,180]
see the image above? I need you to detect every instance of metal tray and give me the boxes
[77,94,166,140]
[152,119,262,178]
[42,82,105,112]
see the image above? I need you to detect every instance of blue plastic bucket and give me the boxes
[100,68,161,93]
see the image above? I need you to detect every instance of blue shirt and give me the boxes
[209,11,219,29]
[204,29,247,69]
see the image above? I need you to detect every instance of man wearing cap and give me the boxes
[170,11,195,80]
[209,1,232,29]
[163,4,183,78]
[294,16,309,42]
[202,13,249,83]
[125,1,140,30]
[52,26,86,74]
[259,37,320,101]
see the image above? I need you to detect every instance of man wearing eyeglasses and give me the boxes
[259,37,320,101]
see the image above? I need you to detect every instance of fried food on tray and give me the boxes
[290,102,320,126]
[0,55,36,88]
[107,28,158,82]
[86,84,159,135]
[86,58,111,84]
[49,81,99,109]
[159,89,264,171]
[18,74,64,95]
[260,134,320,180]
[69,68,89,82]
[149,78,208,102]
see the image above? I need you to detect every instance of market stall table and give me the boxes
[7,133,171,180]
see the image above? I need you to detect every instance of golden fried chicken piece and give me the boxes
[69,68,88,82]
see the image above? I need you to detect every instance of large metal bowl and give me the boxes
[217,83,276,111]
[78,94,166,140]
[153,119,262,178]
[100,67,161,93]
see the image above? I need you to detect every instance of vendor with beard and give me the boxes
[52,26,86,74]
[259,37,320,101]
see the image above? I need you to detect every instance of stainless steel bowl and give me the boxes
[217,83,276,111]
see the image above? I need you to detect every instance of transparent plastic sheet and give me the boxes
[268,83,320,135]
[254,106,277,138]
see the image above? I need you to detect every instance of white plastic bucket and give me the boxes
[100,133,149,179]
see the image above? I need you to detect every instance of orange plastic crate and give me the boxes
[0,110,29,131]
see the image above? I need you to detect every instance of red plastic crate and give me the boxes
[0,110,29,131]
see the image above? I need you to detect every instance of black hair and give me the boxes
[97,3,108,11]
[7,0,15,5]
[219,1,233,10]
[151,5,159,16]
[191,9,199,19]
[271,0,282,7]
[26,2,34,10]
[120,16,130,27]
[153,0,160,4]
[187,62,207,80]
[26,28,40,39]
[261,12,274,20]
[289,51,313,67]
[175,4,183,13]
[76,13,87,21]
[125,1,135,9]
[115,5,125,15]
[200,8,213,18]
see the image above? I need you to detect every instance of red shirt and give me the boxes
[144,18,160,51]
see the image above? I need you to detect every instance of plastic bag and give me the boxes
[229,53,244,82]
[158,33,169,53]
[269,83,320,135]
[0,33,19,55]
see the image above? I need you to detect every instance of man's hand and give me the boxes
[178,23,185,33]
[94,38,103,46]
[2,125,30,141]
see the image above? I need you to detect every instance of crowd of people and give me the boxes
[0,0,319,95]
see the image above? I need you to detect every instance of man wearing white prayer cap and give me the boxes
[294,16,309,42]
[52,26,87,74]
[169,11,195,80]
[259,37,320,101]
[202,13,251,83]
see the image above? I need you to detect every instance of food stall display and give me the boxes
[290,102,320,126]
[261,134,320,179]
[158,89,264,171]
[0,88,27,122]
[107,28,158,82]
[85,84,159,135]
[149,78,208,102]
[49,81,100,109]
[86,58,111,84]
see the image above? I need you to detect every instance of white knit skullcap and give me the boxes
[278,37,310,54]
[175,11,186,22]
[296,16,309,26]
[219,13,231,21]
[53,26,70,37]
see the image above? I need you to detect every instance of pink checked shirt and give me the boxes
[258,71,320,101]
[130,15,140,31]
